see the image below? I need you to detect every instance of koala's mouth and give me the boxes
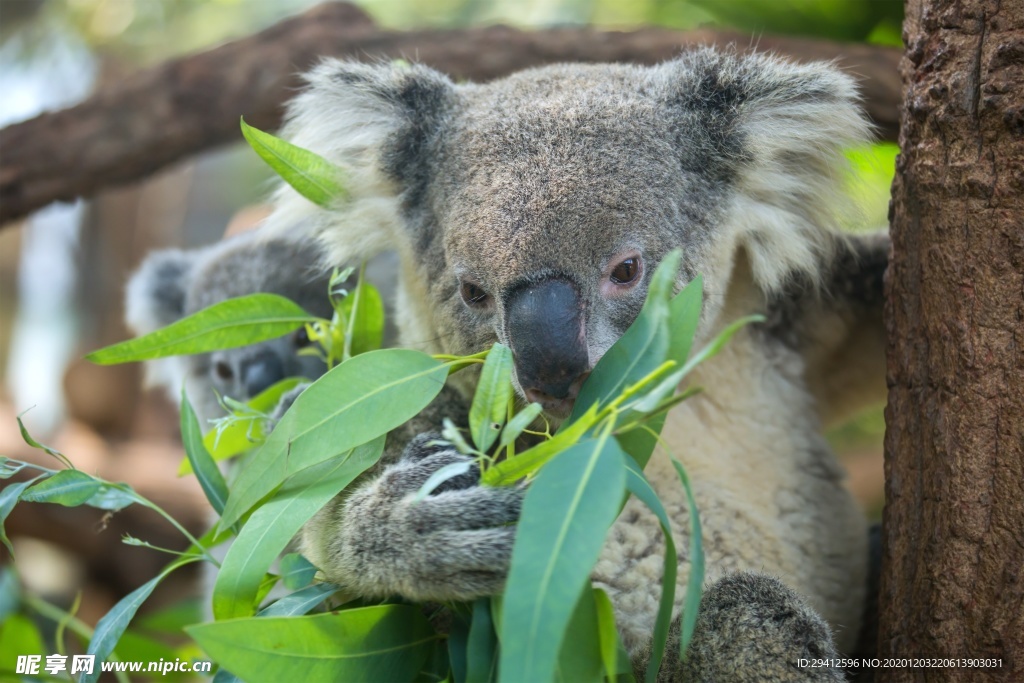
[521,371,590,421]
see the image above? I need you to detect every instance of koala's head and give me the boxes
[265,49,870,416]
[125,235,334,424]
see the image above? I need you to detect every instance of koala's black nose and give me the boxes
[241,349,284,398]
[504,278,590,411]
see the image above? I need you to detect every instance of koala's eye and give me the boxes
[294,327,312,348]
[610,257,641,285]
[214,361,233,381]
[459,280,490,307]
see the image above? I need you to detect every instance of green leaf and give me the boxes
[340,278,385,358]
[498,434,627,683]
[623,459,677,683]
[498,403,544,450]
[258,583,339,617]
[241,117,346,208]
[568,250,681,423]
[279,553,317,591]
[466,598,498,683]
[469,343,514,453]
[213,437,385,619]
[593,588,619,683]
[0,613,46,662]
[187,377,305,469]
[187,606,438,682]
[0,567,19,624]
[87,294,317,365]
[16,417,73,468]
[670,459,705,659]
[0,458,26,479]
[552,589,603,683]
[84,484,136,511]
[448,609,470,683]
[0,475,46,555]
[81,556,201,683]
[20,470,101,507]
[412,460,475,504]
[220,349,446,527]
[181,393,229,515]
[481,403,599,487]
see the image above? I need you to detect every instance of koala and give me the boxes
[124,233,336,426]
[257,49,887,681]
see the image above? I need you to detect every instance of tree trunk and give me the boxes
[880,0,1024,680]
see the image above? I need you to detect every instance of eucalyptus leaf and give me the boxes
[469,343,514,453]
[498,434,627,683]
[553,590,603,683]
[340,278,385,358]
[87,294,317,365]
[412,460,475,504]
[593,588,619,683]
[279,553,317,591]
[241,118,346,208]
[466,598,498,683]
[84,484,137,512]
[0,475,46,555]
[498,403,544,450]
[671,459,705,659]
[258,583,339,617]
[20,470,101,507]
[181,393,228,516]
[81,556,201,683]
[0,458,26,479]
[624,458,678,683]
[213,437,384,619]
[220,349,446,527]
[187,606,438,682]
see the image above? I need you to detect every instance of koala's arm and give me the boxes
[299,387,525,602]
[766,231,889,428]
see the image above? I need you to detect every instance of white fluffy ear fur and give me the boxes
[670,50,873,299]
[124,248,194,335]
[258,61,454,264]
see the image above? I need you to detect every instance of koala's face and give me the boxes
[126,236,335,425]
[278,51,867,416]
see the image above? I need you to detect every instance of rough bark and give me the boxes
[0,1,902,226]
[880,0,1024,680]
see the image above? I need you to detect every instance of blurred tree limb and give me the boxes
[0,1,901,226]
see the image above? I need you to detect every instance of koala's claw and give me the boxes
[322,434,524,602]
[269,382,309,423]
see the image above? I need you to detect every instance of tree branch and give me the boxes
[0,1,901,226]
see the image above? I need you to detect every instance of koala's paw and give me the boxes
[326,433,524,602]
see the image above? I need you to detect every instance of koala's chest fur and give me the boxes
[592,332,868,655]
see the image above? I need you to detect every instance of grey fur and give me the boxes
[259,49,887,682]
[125,233,335,425]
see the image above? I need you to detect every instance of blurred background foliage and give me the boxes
[0,0,892,632]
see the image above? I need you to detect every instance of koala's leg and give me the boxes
[634,572,845,683]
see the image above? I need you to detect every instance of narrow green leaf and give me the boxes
[0,458,26,480]
[442,418,476,456]
[181,393,228,515]
[623,459,677,683]
[498,434,627,683]
[593,588,619,683]
[187,606,438,682]
[498,403,543,450]
[0,567,19,623]
[670,459,704,659]
[553,589,603,683]
[466,598,498,683]
[340,279,385,358]
[84,484,136,511]
[675,315,763,380]
[279,553,317,591]
[258,583,339,617]
[213,437,385,619]
[16,417,73,468]
[185,377,304,470]
[568,250,681,423]
[81,556,201,683]
[87,294,317,365]
[412,460,474,504]
[448,609,471,683]
[481,403,599,487]
[241,117,346,208]
[21,470,101,507]
[220,349,446,527]
[469,343,514,453]
[0,476,46,555]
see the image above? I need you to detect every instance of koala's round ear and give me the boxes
[655,49,873,294]
[262,60,455,260]
[124,248,195,335]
